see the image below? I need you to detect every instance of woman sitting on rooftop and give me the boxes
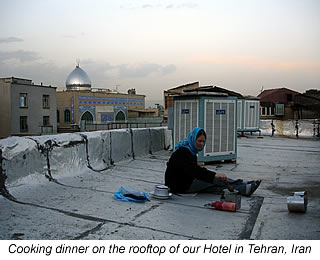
[165,128,261,196]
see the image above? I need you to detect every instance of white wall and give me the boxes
[0,127,172,187]
[259,119,318,137]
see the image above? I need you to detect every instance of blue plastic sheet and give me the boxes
[114,186,149,203]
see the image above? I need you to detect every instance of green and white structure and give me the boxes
[237,97,260,134]
[173,92,237,163]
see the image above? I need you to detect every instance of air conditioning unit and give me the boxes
[173,92,237,163]
[237,99,243,130]
[173,99,199,146]
[237,98,260,132]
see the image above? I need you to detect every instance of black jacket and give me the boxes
[165,147,216,193]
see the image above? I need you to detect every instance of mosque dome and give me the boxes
[66,65,91,90]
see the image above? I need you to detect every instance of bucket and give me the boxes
[287,191,308,213]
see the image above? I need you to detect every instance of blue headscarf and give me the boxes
[174,128,206,155]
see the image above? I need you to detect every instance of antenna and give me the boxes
[260,86,264,93]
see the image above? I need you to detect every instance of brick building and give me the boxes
[258,88,300,119]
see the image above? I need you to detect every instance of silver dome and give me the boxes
[66,65,91,90]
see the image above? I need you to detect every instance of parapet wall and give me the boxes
[0,127,172,190]
[1,121,318,198]
[259,119,319,137]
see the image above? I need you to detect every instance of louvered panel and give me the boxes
[244,100,260,129]
[173,100,198,147]
[175,97,236,162]
[180,103,186,140]
[192,102,198,131]
[237,100,243,129]
[190,101,198,137]
[185,102,192,137]
[245,101,250,128]
[174,101,180,146]
[205,102,213,153]
[213,102,221,153]
[228,102,235,151]
[247,101,253,128]
[220,102,228,152]
[204,99,236,156]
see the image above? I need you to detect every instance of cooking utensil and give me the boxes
[220,189,241,210]
[287,191,308,213]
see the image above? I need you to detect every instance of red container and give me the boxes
[212,201,236,212]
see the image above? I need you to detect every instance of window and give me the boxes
[43,116,50,126]
[20,116,28,132]
[270,107,275,115]
[64,109,71,123]
[267,107,274,115]
[19,93,28,108]
[261,107,268,115]
[261,106,275,116]
[43,95,50,108]
[275,104,285,115]
[57,110,60,123]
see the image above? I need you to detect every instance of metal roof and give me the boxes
[66,65,91,90]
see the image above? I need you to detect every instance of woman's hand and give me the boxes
[215,173,228,182]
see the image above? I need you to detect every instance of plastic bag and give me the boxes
[114,186,149,202]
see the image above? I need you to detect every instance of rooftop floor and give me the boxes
[1,136,319,240]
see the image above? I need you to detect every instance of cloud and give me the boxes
[0,54,176,92]
[120,3,158,10]
[142,4,153,8]
[177,3,199,9]
[118,63,176,78]
[0,37,24,44]
[80,59,116,79]
[62,32,86,39]
[0,50,41,63]
[0,58,67,87]
[62,35,76,39]
[166,3,198,9]
[188,55,320,73]
[161,64,176,75]
[122,2,198,10]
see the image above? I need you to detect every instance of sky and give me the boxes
[1,0,319,105]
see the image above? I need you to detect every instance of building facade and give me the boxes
[0,77,57,139]
[293,93,320,119]
[258,88,300,120]
[56,65,145,131]
[56,90,146,128]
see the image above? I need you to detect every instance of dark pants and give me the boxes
[186,178,249,195]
